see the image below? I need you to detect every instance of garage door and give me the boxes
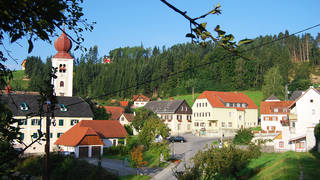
[91,146,101,158]
[79,147,89,158]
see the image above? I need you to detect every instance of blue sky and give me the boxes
[3,0,320,70]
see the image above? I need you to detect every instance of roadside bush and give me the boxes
[16,153,118,180]
[314,123,320,150]
[126,135,139,151]
[103,145,128,156]
[233,128,254,145]
[175,144,261,180]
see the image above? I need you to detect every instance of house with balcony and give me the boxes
[192,91,258,137]
[144,100,192,135]
[260,95,293,132]
[273,86,320,152]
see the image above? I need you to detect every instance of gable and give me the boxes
[175,101,192,114]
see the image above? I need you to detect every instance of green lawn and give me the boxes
[143,150,168,168]
[120,175,150,180]
[239,90,263,109]
[8,70,29,90]
[164,93,200,107]
[239,151,320,180]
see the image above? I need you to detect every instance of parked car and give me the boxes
[168,136,186,143]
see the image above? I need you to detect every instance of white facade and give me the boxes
[134,101,148,108]
[261,114,287,131]
[158,113,192,135]
[15,116,92,153]
[192,98,258,137]
[52,57,73,97]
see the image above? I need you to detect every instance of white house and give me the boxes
[192,91,258,137]
[260,95,293,132]
[144,100,192,135]
[55,120,127,158]
[273,87,320,152]
[1,93,93,154]
[132,94,150,108]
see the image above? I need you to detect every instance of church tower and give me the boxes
[52,27,73,97]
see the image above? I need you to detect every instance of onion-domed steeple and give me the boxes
[53,26,72,59]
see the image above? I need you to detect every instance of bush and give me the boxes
[124,125,133,135]
[233,128,254,145]
[126,136,139,151]
[103,145,128,156]
[16,153,118,180]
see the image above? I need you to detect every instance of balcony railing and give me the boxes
[280,120,289,126]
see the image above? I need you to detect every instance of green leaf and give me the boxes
[28,39,33,53]
[216,3,221,8]
[186,33,196,38]
[238,39,254,46]
[200,22,207,29]
[217,30,226,37]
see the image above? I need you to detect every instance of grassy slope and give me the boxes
[9,70,29,90]
[120,175,150,180]
[164,90,263,109]
[241,152,320,180]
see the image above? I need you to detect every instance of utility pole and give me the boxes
[45,100,51,180]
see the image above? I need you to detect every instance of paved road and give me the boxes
[152,133,218,180]
[85,158,136,176]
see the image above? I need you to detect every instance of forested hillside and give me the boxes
[23,32,320,100]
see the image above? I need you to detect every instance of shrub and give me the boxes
[126,135,139,151]
[103,145,128,156]
[124,125,133,135]
[233,128,254,145]
[314,123,320,150]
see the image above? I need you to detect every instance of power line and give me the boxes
[21,23,320,118]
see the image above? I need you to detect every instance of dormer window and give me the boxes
[20,102,29,111]
[226,103,229,107]
[59,104,67,112]
[274,108,278,113]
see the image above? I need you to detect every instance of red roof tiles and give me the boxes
[197,91,258,109]
[120,101,129,107]
[104,106,124,120]
[123,113,134,122]
[260,101,293,114]
[132,94,150,102]
[55,120,127,147]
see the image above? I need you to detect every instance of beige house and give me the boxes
[144,100,192,135]
[1,93,93,154]
[192,91,258,137]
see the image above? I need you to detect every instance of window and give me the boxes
[50,133,53,138]
[265,117,269,121]
[208,112,210,116]
[20,133,24,140]
[18,119,27,125]
[274,108,278,113]
[237,103,241,107]
[200,122,205,127]
[59,104,67,112]
[31,119,41,126]
[312,109,316,115]
[283,108,287,113]
[187,124,191,130]
[118,138,125,145]
[57,133,63,138]
[177,124,181,130]
[20,102,28,111]
[113,139,117,146]
[194,122,199,127]
[221,122,225,127]
[292,122,296,127]
[59,64,66,73]
[60,81,64,87]
[282,116,287,120]
[121,117,124,121]
[59,119,64,126]
[226,103,230,107]
[205,103,207,107]
[177,115,182,121]
[228,122,232,127]
[272,116,277,121]
[209,122,212,127]
[199,103,201,107]
[229,112,232,117]
[32,132,38,138]
[70,119,79,125]
[239,115,242,120]
[279,141,284,148]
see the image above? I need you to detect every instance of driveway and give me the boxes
[85,158,136,176]
[152,133,218,180]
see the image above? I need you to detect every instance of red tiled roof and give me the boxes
[104,106,124,120]
[197,91,258,109]
[55,120,127,147]
[260,101,293,114]
[132,94,150,101]
[120,101,129,107]
[123,113,134,122]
